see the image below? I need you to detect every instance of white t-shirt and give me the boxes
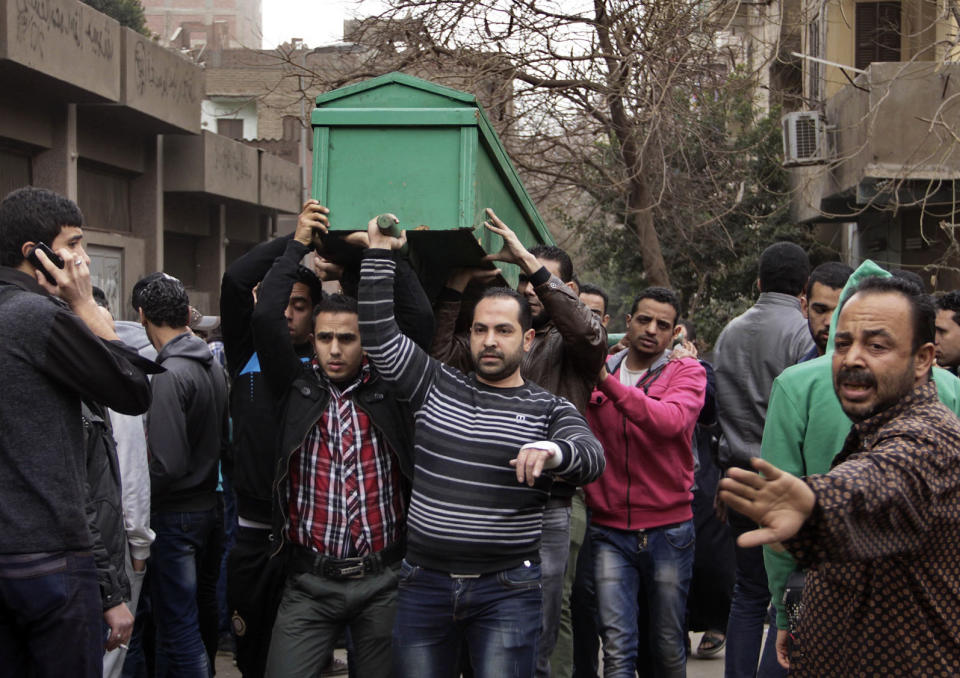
[619,363,647,388]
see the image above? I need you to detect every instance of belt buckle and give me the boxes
[449,572,482,579]
[336,561,366,579]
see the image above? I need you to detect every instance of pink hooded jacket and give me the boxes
[584,350,706,530]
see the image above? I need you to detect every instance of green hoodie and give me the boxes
[761,260,960,629]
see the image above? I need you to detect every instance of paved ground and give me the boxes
[215,631,728,677]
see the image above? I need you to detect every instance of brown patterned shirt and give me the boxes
[785,380,960,676]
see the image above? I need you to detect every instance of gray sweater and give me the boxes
[713,292,814,467]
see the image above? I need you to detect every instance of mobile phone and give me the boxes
[27,242,65,285]
[671,329,686,349]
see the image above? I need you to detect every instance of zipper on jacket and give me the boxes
[624,416,631,530]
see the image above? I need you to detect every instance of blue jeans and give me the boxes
[592,521,695,678]
[392,559,543,678]
[724,510,786,678]
[537,503,571,678]
[151,509,218,678]
[0,552,102,678]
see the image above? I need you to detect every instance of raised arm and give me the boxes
[251,238,315,400]
[394,255,436,352]
[430,268,495,372]
[220,232,293,377]
[357,218,440,409]
[532,269,607,377]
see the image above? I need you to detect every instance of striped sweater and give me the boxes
[358,251,605,573]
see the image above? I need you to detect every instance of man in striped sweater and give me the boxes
[358,216,605,678]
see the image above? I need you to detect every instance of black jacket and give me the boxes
[251,239,434,551]
[148,332,229,512]
[83,400,131,611]
[220,234,302,524]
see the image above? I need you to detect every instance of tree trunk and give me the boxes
[628,177,671,288]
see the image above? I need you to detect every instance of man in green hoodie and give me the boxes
[760,260,960,669]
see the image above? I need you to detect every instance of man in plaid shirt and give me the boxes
[250,202,433,678]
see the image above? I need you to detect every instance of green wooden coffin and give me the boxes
[311,72,553,290]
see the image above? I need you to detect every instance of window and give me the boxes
[217,118,244,140]
[855,2,901,70]
[77,161,131,232]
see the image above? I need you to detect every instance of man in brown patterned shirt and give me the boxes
[719,275,960,676]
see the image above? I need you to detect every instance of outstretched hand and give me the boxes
[718,458,816,548]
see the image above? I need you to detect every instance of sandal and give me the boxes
[697,630,726,658]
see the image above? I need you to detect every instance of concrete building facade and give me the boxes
[786,0,960,290]
[0,0,299,318]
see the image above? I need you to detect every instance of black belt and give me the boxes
[545,497,572,509]
[290,540,404,580]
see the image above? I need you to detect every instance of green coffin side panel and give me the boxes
[310,72,553,291]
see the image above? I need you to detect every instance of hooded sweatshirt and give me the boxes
[147,331,229,513]
[761,260,960,629]
[584,349,707,530]
[110,321,157,560]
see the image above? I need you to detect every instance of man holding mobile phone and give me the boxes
[0,187,160,678]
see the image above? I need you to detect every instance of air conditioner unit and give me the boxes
[782,111,827,166]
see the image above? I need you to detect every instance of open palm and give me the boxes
[719,458,816,548]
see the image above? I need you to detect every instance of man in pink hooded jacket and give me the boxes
[584,286,707,678]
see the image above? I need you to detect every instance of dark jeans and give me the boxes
[198,496,225,673]
[0,552,102,678]
[571,509,600,678]
[536,503,572,678]
[592,521,695,678]
[152,508,218,678]
[392,559,543,678]
[226,526,287,677]
[724,510,785,678]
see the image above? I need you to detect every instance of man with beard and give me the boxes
[799,262,853,362]
[358,214,604,678]
[720,275,960,677]
[759,262,960,669]
[431,213,606,678]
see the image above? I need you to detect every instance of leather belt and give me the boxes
[290,540,404,580]
[545,497,572,509]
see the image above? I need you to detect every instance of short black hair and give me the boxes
[936,290,960,328]
[478,287,532,332]
[134,273,189,328]
[296,265,326,306]
[889,268,926,294]
[579,283,609,315]
[677,318,698,342]
[805,261,853,298]
[630,287,681,325]
[312,293,357,319]
[92,286,109,309]
[838,276,935,352]
[0,187,83,267]
[758,242,810,296]
[529,245,574,283]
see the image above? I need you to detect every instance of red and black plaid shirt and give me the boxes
[287,362,405,557]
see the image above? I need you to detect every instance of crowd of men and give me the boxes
[3,185,960,678]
